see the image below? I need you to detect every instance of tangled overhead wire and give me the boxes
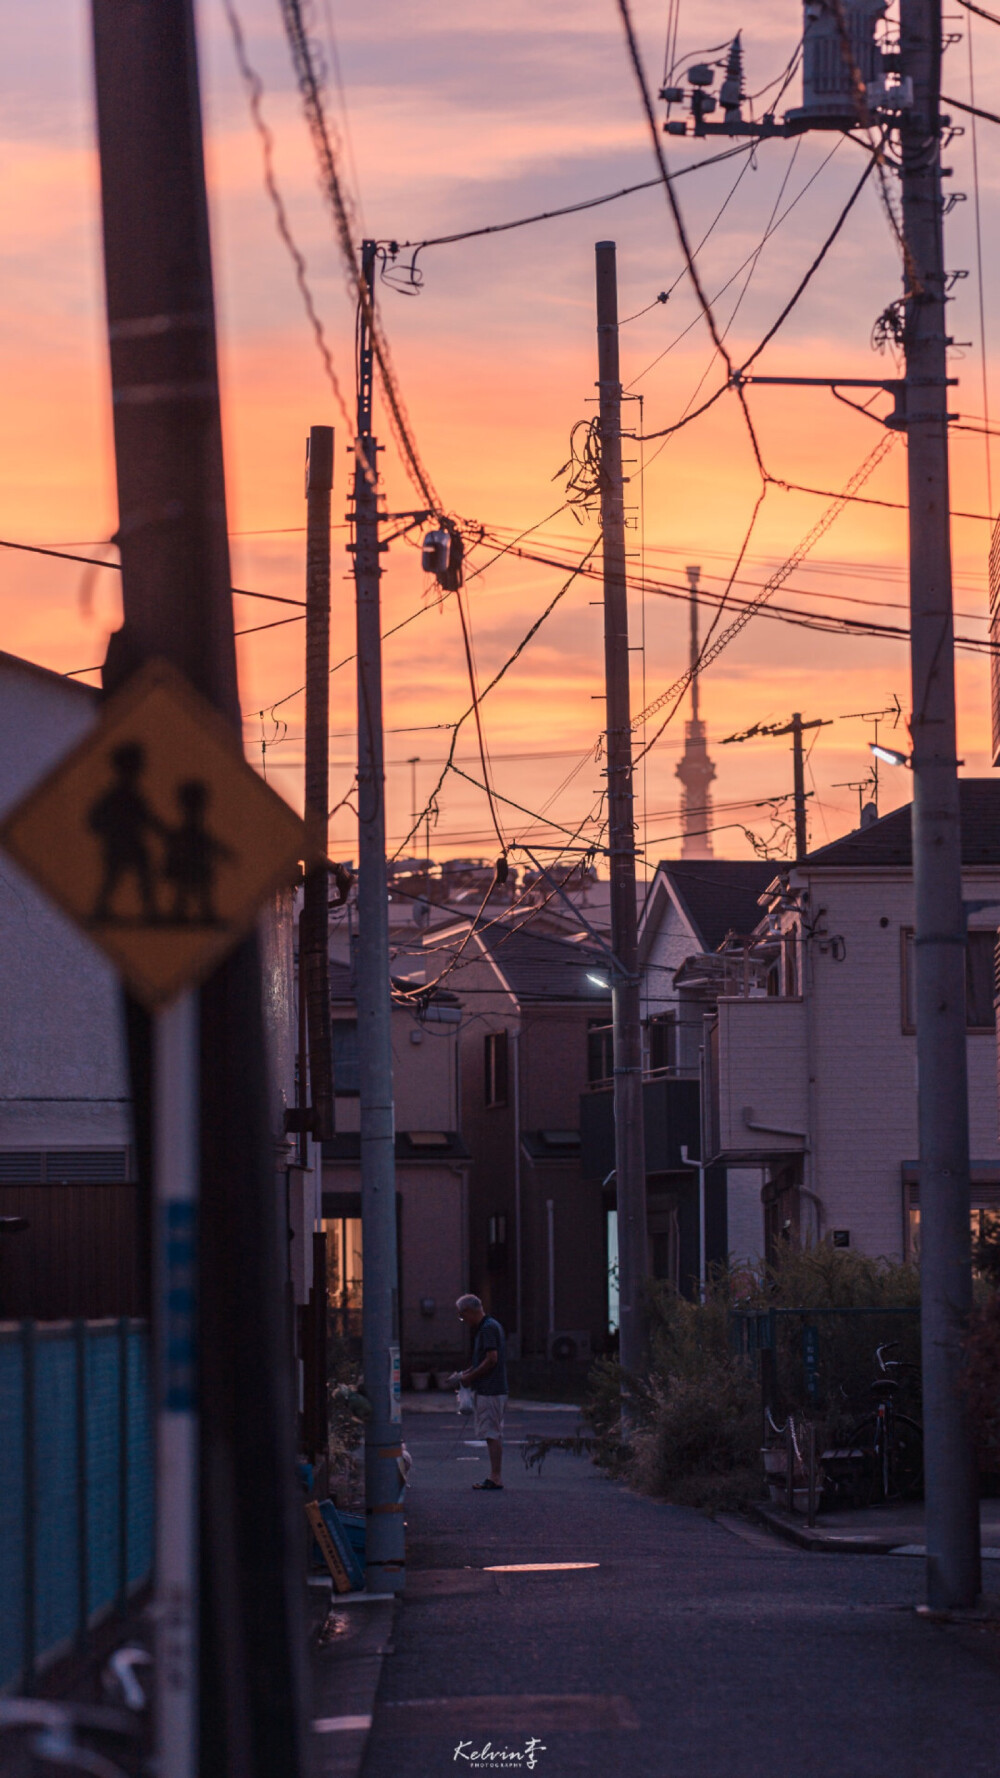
[556,419,603,521]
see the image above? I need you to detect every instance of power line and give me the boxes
[615,0,766,478]
[279,0,441,513]
[391,142,755,254]
[0,534,307,604]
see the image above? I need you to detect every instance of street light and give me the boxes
[870,742,911,768]
[586,973,609,989]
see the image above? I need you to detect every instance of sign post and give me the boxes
[0,657,310,1776]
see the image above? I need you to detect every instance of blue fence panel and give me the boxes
[126,1326,153,1590]
[0,1335,26,1691]
[0,1320,151,1694]
[33,1334,80,1659]
[86,1326,122,1621]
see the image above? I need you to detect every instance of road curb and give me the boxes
[309,1588,397,1778]
[748,1503,905,1554]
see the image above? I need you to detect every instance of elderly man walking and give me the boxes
[449,1294,508,1491]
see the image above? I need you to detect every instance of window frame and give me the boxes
[901,926,997,1034]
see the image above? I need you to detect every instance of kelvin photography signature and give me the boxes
[453,1737,546,1769]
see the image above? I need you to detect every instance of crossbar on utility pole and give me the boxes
[900,0,982,1610]
[595,242,648,1400]
[354,241,405,1591]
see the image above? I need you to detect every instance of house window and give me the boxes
[901,928,997,1033]
[331,1019,360,1094]
[488,1215,507,1247]
[647,1013,676,1074]
[587,1020,614,1085]
[484,1030,508,1107]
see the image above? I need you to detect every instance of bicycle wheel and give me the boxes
[844,1415,881,1506]
[890,1414,924,1500]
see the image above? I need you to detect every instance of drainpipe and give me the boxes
[680,1144,706,1304]
[546,1198,555,1337]
[512,1027,523,1360]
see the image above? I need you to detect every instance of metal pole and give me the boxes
[154,991,199,1776]
[595,242,649,1398]
[791,714,807,862]
[354,240,405,1593]
[303,426,335,1142]
[899,0,982,1610]
[546,1199,556,1338]
[89,4,307,1765]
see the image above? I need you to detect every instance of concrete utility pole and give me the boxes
[899,0,981,1609]
[90,2,305,1771]
[353,240,405,1591]
[595,242,648,1390]
[302,425,335,1141]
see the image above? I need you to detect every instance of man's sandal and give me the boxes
[472,1478,503,1490]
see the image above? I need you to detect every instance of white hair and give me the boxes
[456,1294,483,1313]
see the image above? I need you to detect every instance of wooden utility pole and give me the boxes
[595,241,648,1392]
[900,0,981,1610]
[353,241,405,1590]
[90,3,306,1771]
[302,425,335,1141]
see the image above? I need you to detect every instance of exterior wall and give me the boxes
[322,1158,467,1373]
[726,1166,766,1265]
[445,947,611,1359]
[638,881,700,1023]
[800,867,1000,1259]
[716,998,808,1157]
[0,663,131,1157]
[711,865,1000,1263]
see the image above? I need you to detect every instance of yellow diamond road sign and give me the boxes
[0,659,311,1008]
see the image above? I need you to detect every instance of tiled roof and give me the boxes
[803,780,1000,869]
[656,860,776,951]
[473,924,613,1005]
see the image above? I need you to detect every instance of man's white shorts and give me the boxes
[473,1393,507,1440]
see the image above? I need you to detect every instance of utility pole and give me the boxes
[595,242,648,1392]
[900,0,981,1609]
[352,240,405,1590]
[90,3,305,1773]
[721,714,829,862]
[302,425,335,1142]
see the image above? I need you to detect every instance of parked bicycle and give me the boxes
[844,1340,923,1504]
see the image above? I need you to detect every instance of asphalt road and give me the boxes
[360,1403,1000,1778]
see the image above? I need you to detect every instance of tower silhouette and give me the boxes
[675,565,717,859]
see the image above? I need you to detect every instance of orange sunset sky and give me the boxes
[2,0,998,878]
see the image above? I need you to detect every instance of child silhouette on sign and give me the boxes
[163,780,234,925]
[88,742,163,922]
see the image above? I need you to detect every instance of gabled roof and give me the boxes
[652,860,776,952]
[0,649,99,699]
[803,780,1000,869]
[472,923,612,1006]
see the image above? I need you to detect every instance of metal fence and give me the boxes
[0,1318,152,1694]
[729,1305,922,1426]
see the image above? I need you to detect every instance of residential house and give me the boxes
[421,919,614,1363]
[320,960,470,1378]
[700,783,1000,1263]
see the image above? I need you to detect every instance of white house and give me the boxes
[700,783,1000,1264]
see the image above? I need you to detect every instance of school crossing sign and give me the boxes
[0,659,310,1007]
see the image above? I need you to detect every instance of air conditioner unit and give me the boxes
[547,1330,592,1364]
